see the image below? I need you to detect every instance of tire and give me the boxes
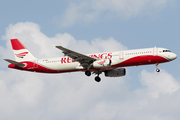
[85,70,91,76]
[156,69,160,72]
[95,76,101,82]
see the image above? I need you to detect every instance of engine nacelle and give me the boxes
[104,68,126,77]
[93,59,111,68]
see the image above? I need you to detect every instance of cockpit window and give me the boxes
[163,50,171,52]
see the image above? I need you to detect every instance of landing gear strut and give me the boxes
[94,71,101,82]
[155,63,160,72]
[85,65,92,76]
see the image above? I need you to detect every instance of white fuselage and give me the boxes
[9,47,176,73]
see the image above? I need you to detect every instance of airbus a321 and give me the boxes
[4,39,177,82]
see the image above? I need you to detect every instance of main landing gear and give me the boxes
[155,63,160,72]
[85,70,101,82]
[95,76,101,82]
[85,70,91,76]
[95,71,101,82]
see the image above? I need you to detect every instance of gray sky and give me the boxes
[0,0,180,119]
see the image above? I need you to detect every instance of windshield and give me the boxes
[163,50,171,52]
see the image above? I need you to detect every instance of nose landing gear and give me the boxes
[156,68,160,72]
[155,63,160,72]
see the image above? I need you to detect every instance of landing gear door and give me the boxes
[119,52,124,59]
[153,48,158,56]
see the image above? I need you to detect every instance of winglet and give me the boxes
[4,59,25,67]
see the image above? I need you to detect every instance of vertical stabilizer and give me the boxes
[11,39,36,62]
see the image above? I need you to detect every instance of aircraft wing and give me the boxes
[4,59,25,67]
[55,46,96,68]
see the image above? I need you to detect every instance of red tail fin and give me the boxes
[10,39,36,62]
[11,39,27,50]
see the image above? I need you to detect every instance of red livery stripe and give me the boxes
[8,55,170,74]
[11,39,26,50]
[118,55,169,67]
[97,61,106,65]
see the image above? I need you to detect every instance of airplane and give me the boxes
[4,39,177,82]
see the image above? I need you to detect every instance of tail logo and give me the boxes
[15,52,29,58]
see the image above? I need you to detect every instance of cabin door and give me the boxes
[153,48,158,56]
[119,52,124,59]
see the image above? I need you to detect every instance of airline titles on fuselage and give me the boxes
[43,53,113,64]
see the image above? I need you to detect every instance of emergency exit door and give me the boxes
[119,52,124,59]
[153,48,158,56]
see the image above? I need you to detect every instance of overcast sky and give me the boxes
[0,0,180,120]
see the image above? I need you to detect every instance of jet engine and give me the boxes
[93,59,111,68]
[104,68,126,77]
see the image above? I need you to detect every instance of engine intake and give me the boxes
[93,59,111,68]
[104,68,126,77]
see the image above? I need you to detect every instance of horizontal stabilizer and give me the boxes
[4,59,25,67]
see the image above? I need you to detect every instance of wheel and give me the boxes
[95,76,101,82]
[156,68,160,72]
[85,70,91,76]
[155,63,160,72]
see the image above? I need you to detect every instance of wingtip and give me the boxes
[53,44,56,48]
[55,46,63,48]
[4,59,9,62]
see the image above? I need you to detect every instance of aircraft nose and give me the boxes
[169,53,177,61]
